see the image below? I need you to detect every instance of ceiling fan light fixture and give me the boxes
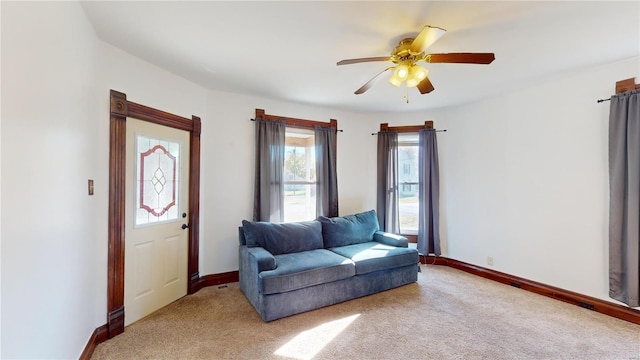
[336,24,494,96]
[389,64,410,87]
[405,78,419,88]
[388,72,403,87]
[406,65,428,87]
[394,64,409,80]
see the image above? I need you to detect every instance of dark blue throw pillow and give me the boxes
[318,209,380,248]
[241,220,323,255]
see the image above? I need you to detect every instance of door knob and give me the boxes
[181,223,189,230]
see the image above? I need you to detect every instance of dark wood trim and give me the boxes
[424,256,640,325]
[615,77,640,94]
[107,91,127,338]
[255,108,338,130]
[199,271,240,289]
[107,306,124,338]
[420,254,448,265]
[128,101,194,131]
[189,271,240,294]
[380,121,433,133]
[187,115,202,294]
[79,324,108,360]
[403,234,417,243]
[107,90,202,337]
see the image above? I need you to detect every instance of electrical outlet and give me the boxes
[487,256,494,266]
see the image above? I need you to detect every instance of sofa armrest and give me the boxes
[246,246,277,272]
[373,231,408,248]
[239,245,276,306]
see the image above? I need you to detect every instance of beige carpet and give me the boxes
[92,265,639,359]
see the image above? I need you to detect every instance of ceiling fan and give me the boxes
[337,25,495,95]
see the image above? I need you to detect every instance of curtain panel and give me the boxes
[609,89,640,307]
[376,132,400,233]
[253,119,285,222]
[315,126,339,217]
[418,129,441,256]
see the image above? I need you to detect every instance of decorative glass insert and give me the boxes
[135,135,180,226]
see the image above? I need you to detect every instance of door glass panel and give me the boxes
[135,135,180,226]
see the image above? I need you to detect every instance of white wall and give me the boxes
[377,57,640,306]
[2,3,383,357]
[198,90,379,274]
[0,2,3,356]
[436,56,640,304]
[1,2,103,358]
[2,1,637,358]
[99,43,381,274]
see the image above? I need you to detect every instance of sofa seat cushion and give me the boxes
[329,242,419,275]
[259,249,355,295]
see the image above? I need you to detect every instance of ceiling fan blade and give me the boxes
[409,25,446,53]
[416,76,435,94]
[337,56,391,66]
[355,67,393,94]
[425,53,495,64]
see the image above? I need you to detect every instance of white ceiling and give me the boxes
[81,1,640,113]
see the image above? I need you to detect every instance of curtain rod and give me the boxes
[597,97,611,103]
[371,129,447,135]
[250,118,343,132]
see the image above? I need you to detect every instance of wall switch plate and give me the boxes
[487,256,494,266]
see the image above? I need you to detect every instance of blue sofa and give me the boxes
[239,210,419,322]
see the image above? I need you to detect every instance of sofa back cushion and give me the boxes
[241,220,323,255]
[318,210,380,248]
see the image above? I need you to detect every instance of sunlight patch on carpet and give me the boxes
[274,313,360,359]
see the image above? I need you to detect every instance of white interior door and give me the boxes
[124,118,190,326]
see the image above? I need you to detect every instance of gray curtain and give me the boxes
[417,129,441,256]
[315,126,339,217]
[253,119,285,222]
[609,89,640,307]
[376,132,400,233]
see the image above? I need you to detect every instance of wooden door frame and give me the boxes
[107,90,201,338]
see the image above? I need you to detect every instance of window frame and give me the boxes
[379,121,434,242]
[255,109,338,222]
[283,127,317,222]
[397,133,419,235]
[256,109,338,130]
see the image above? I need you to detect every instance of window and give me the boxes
[253,108,338,223]
[398,133,419,234]
[284,128,316,222]
[377,120,440,254]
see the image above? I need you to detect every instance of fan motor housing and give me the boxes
[391,38,424,64]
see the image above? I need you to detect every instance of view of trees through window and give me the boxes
[398,133,419,234]
[284,128,316,222]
